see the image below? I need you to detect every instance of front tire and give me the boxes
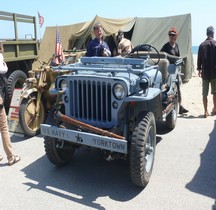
[44,108,75,166]
[19,94,45,137]
[130,112,156,187]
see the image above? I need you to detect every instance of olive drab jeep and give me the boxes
[40,44,182,188]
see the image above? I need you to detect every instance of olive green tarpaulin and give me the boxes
[38,13,193,81]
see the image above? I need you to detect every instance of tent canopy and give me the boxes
[38,13,193,81]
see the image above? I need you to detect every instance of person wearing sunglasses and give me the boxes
[161,27,189,115]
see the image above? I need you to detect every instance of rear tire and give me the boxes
[130,112,156,187]
[166,77,179,130]
[166,103,178,130]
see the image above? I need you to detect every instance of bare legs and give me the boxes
[203,94,216,117]
[203,96,209,117]
[213,94,216,113]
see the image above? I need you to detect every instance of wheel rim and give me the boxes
[145,125,155,173]
[24,98,45,131]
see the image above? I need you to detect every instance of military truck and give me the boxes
[0,11,38,110]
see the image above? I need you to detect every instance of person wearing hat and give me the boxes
[161,27,189,115]
[116,30,133,57]
[197,26,216,118]
[86,22,111,57]
[0,43,21,166]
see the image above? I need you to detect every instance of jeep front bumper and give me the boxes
[41,124,128,154]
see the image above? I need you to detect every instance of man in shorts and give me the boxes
[197,26,216,118]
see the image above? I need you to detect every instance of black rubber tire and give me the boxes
[7,70,27,103]
[19,94,45,137]
[166,77,179,130]
[166,104,178,130]
[44,108,75,166]
[130,112,156,188]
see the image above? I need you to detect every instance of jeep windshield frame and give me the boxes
[52,56,158,76]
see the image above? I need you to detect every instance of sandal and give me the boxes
[8,155,21,166]
[0,155,3,161]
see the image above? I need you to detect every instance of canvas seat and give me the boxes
[130,51,169,83]
[150,58,169,83]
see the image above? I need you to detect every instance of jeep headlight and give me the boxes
[113,83,125,100]
[59,79,68,91]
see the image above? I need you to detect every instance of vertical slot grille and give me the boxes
[70,79,112,124]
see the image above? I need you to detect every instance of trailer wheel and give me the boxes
[130,112,156,188]
[7,70,27,100]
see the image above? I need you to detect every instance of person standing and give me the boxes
[116,30,133,57]
[161,27,189,114]
[197,26,216,118]
[0,43,21,165]
[86,22,111,57]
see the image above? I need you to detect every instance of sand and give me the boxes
[180,55,214,118]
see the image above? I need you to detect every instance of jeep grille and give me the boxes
[60,75,127,129]
[70,79,112,121]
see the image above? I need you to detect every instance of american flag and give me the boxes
[53,27,65,65]
[38,12,44,28]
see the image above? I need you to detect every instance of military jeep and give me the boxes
[41,44,181,188]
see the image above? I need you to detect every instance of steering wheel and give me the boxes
[130,44,160,65]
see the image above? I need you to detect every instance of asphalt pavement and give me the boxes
[0,115,216,210]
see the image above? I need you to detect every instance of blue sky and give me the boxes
[1,0,215,45]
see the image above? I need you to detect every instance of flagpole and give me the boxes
[37,11,44,42]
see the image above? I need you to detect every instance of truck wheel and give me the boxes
[7,70,27,104]
[130,112,156,188]
[19,94,45,137]
[44,108,75,166]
